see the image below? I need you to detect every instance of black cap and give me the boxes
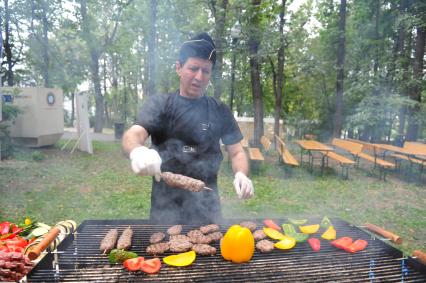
[179,32,216,66]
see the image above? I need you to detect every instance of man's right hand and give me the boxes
[129,146,162,181]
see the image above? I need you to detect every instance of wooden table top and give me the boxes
[374,143,426,158]
[295,140,334,151]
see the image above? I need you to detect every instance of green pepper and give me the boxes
[282,223,308,242]
[320,216,332,228]
[108,249,138,264]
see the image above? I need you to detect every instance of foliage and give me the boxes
[31,150,45,161]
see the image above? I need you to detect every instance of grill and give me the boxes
[26,218,426,282]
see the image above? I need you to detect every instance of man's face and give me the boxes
[176,57,213,98]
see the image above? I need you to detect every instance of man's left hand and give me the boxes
[233,172,254,199]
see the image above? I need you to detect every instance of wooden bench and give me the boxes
[275,135,299,167]
[260,135,272,152]
[320,150,355,179]
[247,147,264,161]
[331,138,395,180]
[391,142,426,174]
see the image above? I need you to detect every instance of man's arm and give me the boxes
[122,125,150,156]
[226,142,249,175]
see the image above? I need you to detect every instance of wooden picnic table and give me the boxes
[295,140,334,174]
[241,138,249,148]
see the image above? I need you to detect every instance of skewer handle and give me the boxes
[27,227,61,260]
[364,223,402,245]
[413,250,426,265]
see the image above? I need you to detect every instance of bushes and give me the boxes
[0,103,21,160]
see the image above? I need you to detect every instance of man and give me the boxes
[122,32,254,224]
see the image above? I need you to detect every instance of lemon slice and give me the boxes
[263,227,286,240]
[274,236,297,250]
[299,224,320,234]
[163,251,196,267]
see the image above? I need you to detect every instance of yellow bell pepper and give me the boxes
[163,251,196,267]
[299,224,320,234]
[263,227,286,240]
[221,225,254,263]
[321,225,336,240]
[274,235,297,250]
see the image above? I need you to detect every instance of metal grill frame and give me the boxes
[26,218,426,282]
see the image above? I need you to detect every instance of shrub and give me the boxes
[32,151,45,161]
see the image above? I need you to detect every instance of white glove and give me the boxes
[130,146,162,182]
[233,171,254,199]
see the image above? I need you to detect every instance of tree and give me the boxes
[146,0,157,97]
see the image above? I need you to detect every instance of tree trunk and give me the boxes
[3,0,14,86]
[229,37,237,111]
[146,0,157,97]
[406,26,425,141]
[40,0,50,87]
[211,0,228,99]
[248,0,264,147]
[333,0,347,138]
[274,0,286,142]
[90,50,105,132]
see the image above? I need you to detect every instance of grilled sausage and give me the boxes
[116,226,133,250]
[150,232,166,244]
[100,229,118,253]
[161,172,206,192]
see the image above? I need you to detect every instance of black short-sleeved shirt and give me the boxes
[137,91,243,224]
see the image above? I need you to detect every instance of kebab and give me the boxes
[100,229,118,254]
[116,226,133,250]
[160,172,212,192]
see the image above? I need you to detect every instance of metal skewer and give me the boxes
[203,186,213,191]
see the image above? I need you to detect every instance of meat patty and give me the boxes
[256,239,275,253]
[189,234,212,244]
[253,229,267,241]
[146,242,170,255]
[199,224,220,234]
[169,234,191,242]
[150,232,166,244]
[192,244,217,256]
[167,225,182,236]
[240,221,257,232]
[169,240,193,253]
[187,229,203,238]
[207,231,223,242]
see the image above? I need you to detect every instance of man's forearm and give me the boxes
[231,150,249,176]
[122,125,149,156]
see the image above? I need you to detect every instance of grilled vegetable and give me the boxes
[288,218,308,225]
[221,225,254,263]
[331,237,353,250]
[308,238,321,252]
[108,249,138,264]
[263,219,281,231]
[344,239,368,253]
[320,216,332,228]
[274,235,297,250]
[282,224,308,242]
[321,226,336,240]
[263,227,285,240]
[163,250,196,267]
[299,224,320,234]
[141,258,161,274]
[123,257,144,272]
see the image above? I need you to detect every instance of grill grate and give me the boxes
[26,218,426,282]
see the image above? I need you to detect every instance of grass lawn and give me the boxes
[1,140,425,255]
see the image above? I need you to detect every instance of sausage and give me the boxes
[100,229,118,253]
[117,226,133,250]
[160,172,206,192]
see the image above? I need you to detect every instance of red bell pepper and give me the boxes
[344,239,368,253]
[331,237,353,250]
[308,238,321,252]
[0,222,11,235]
[263,219,281,231]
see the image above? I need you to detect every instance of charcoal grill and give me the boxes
[26,218,426,282]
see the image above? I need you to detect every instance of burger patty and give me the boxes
[240,221,257,232]
[169,240,193,253]
[199,224,220,234]
[206,231,223,242]
[192,244,217,256]
[256,239,275,253]
[187,229,204,239]
[253,229,267,241]
[150,232,166,244]
[146,242,170,255]
[189,234,212,244]
[167,225,182,236]
[169,234,191,242]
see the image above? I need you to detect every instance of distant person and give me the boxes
[122,32,254,224]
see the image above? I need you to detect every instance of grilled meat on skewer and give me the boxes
[146,242,170,255]
[240,221,257,232]
[192,244,217,256]
[161,172,211,192]
[253,229,267,241]
[167,225,182,235]
[100,229,118,253]
[256,239,275,253]
[207,231,223,242]
[199,224,220,234]
[150,232,166,244]
[116,226,133,250]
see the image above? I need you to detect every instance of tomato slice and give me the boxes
[331,237,353,250]
[140,258,161,274]
[263,219,281,231]
[123,257,144,272]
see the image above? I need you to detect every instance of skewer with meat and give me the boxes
[100,229,118,254]
[117,226,133,250]
[160,172,212,192]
